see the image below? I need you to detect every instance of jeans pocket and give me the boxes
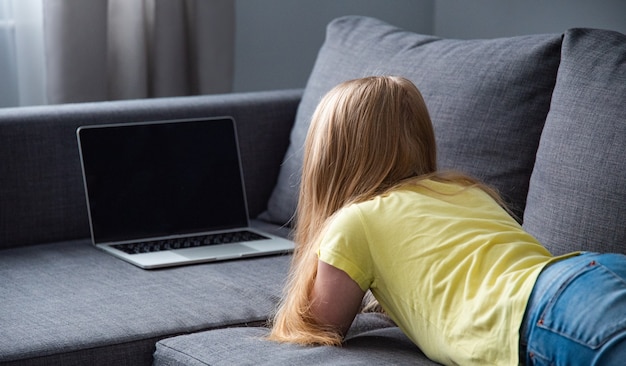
[526,350,552,366]
[538,261,626,349]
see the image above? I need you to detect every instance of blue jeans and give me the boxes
[520,252,626,365]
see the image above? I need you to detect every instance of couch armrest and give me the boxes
[0,89,302,249]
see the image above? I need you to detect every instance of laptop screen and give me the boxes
[77,117,249,244]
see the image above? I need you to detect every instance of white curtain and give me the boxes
[0,0,18,107]
[0,0,234,107]
[0,0,46,107]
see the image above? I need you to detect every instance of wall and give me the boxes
[233,0,625,93]
[434,0,626,39]
[5,1,623,102]
[233,0,433,92]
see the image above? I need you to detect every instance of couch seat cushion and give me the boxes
[523,28,626,255]
[153,313,439,365]
[263,15,561,225]
[0,238,290,365]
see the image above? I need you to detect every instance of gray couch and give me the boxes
[1,16,625,365]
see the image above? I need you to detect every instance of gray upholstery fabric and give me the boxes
[523,28,626,256]
[263,16,561,225]
[153,313,438,365]
[0,89,301,249]
[0,239,291,365]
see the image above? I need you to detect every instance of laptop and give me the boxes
[76,116,294,269]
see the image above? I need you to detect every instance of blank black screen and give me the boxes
[78,118,249,244]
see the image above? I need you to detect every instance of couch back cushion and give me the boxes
[0,91,299,249]
[262,15,562,225]
[523,28,626,255]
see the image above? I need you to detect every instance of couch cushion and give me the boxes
[0,239,290,365]
[153,313,439,365]
[523,28,626,256]
[262,16,561,225]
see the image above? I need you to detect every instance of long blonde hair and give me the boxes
[269,76,500,345]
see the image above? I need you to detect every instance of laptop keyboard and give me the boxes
[111,230,269,255]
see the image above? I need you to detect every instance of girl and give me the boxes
[268,76,626,365]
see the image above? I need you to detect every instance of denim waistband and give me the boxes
[518,252,596,359]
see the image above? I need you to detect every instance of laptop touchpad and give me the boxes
[178,244,258,260]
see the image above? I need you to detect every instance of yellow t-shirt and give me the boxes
[318,180,574,366]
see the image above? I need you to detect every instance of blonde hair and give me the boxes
[268,76,502,345]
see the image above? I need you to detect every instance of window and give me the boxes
[0,0,46,107]
[0,0,18,107]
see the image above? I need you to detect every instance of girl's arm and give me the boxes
[310,259,366,337]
